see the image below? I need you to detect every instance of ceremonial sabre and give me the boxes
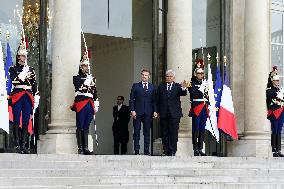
[81,28,99,146]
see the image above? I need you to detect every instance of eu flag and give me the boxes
[5,43,13,96]
[214,62,223,119]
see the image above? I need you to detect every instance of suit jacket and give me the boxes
[112,105,130,143]
[113,105,130,128]
[129,82,157,116]
[157,82,187,118]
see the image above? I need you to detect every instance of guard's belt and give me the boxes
[75,92,93,98]
[14,85,32,90]
[193,99,208,102]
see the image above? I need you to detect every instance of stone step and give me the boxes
[0,161,215,169]
[1,153,284,188]
[0,184,284,189]
[0,168,284,177]
[1,154,283,163]
[2,176,284,186]
[2,159,284,170]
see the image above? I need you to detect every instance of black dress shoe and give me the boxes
[135,151,139,155]
[15,146,22,154]
[273,152,280,157]
[198,149,206,156]
[277,151,284,157]
[83,148,93,155]
[194,150,200,156]
[144,151,150,156]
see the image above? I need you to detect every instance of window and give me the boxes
[271,10,284,85]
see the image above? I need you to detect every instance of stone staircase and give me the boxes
[1,154,284,188]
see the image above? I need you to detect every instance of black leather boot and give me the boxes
[277,134,284,157]
[21,127,30,154]
[13,125,21,153]
[83,130,92,155]
[272,134,279,157]
[76,129,84,155]
[198,131,206,156]
[192,131,199,156]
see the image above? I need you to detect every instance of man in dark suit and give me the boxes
[157,70,187,156]
[129,69,157,155]
[112,96,130,155]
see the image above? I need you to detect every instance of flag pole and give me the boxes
[206,53,217,140]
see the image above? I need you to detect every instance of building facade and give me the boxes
[0,0,274,157]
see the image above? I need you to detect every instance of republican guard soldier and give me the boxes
[266,66,284,157]
[188,59,209,156]
[9,38,38,154]
[71,49,99,155]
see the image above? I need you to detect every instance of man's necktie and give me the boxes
[143,83,147,92]
[167,83,171,91]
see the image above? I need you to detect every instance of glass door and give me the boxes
[152,0,167,155]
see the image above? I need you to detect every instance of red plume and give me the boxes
[21,37,29,49]
[273,66,278,71]
[196,59,204,68]
[84,48,91,59]
[87,48,91,59]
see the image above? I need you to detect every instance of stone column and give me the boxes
[38,0,81,154]
[227,0,270,157]
[167,0,192,156]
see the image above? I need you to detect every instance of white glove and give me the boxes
[34,94,40,104]
[23,65,29,73]
[84,77,92,86]
[18,72,26,81]
[18,66,30,81]
[86,74,93,80]
[198,80,207,93]
[277,92,284,100]
[94,100,99,113]
[280,88,284,94]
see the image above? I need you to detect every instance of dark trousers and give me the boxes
[113,125,129,155]
[160,115,180,155]
[114,136,128,155]
[270,119,283,135]
[76,102,94,130]
[133,114,152,152]
[270,116,284,153]
[12,94,32,128]
[192,107,207,132]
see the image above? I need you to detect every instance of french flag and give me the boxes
[217,64,238,139]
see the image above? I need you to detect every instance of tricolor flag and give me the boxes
[217,64,238,139]
[214,63,223,119]
[0,41,9,133]
[205,63,220,142]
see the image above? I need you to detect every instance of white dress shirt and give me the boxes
[142,82,148,90]
[118,104,122,111]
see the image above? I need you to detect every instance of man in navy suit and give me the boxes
[129,69,157,155]
[157,70,187,156]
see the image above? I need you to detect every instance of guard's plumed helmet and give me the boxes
[17,37,28,56]
[270,66,279,81]
[80,49,91,66]
[194,59,204,76]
